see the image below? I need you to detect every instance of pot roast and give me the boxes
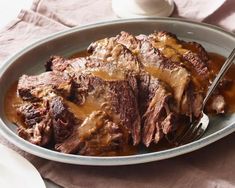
[13,31,226,156]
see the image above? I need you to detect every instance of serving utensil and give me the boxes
[175,48,235,145]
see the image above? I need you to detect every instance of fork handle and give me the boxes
[203,48,235,108]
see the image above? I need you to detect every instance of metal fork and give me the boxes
[174,48,235,145]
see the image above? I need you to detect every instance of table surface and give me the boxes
[0,1,59,187]
[0,0,32,29]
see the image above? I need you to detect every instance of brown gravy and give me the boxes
[4,83,24,127]
[91,70,124,81]
[69,50,90,59]
[4,51,235,155]
[207,53,235,113]
[65,98,101,120]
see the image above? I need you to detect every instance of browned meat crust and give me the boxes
[18,71,73,101]
[17,96,76,146]
[17,102,52,146]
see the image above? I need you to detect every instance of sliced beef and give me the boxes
[46,55,129,86]
[161,113,178,134]
[71,73,141,146]
[45,52,141,147]
[45,54,141,147]
[17,102,47,127]
[56,111,129,155]
[49,96,76,143]
[183,51,209,78]
[148,31,211,90]
[181,41,210,63]
[138,74,178,146]
[138,74,169,115]
[116,31,192,116]
[17,102,52,146]
[17,95,77,146]
[17,72,76,145]
[45,56,92,72]
[148,31,210,76]
[87,37,140,74]
[55,73,140,154]
[18,71,73,101]
[46,56,71,72]
[107,76,140,144]
[148,32,212,117]
[150,31,228,116]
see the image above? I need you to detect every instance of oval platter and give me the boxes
[0,18,235,166]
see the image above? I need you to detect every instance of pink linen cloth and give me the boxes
[0,0,235,187]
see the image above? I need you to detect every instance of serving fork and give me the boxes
[174,48,235,145]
